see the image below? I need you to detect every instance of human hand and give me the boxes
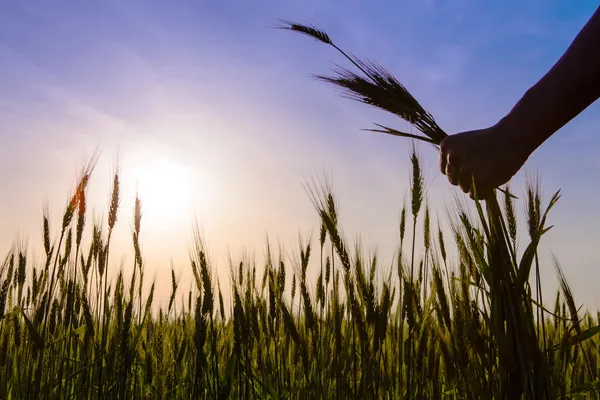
[439,123,532,199]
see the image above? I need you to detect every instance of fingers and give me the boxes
[458,168,472,194]
[443,151,480,198]
[439,147,447,175]
[440,138,487,198]
[446,163,459,186]
[444,149,461,186]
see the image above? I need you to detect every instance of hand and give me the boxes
[439,123,532,199]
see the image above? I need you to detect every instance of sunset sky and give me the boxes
[1,1,599,309]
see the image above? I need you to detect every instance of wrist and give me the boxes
[496,86,552,156]
[493,113,538,162]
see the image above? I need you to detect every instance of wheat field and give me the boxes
[0,153,599,399]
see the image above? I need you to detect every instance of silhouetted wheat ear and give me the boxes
[316,62,446,142]
[276,20,333,45]
[554,256,581,334]
[108,173,120,232]
[281,20,447,145]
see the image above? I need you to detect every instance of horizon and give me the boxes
[1,0,600,311]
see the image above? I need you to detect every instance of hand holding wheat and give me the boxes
[439,123,531,198]
[441,5,600,197]
[277,20,502,199]
[281,5,600,200]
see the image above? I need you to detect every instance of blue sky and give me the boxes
[1,0,599,308]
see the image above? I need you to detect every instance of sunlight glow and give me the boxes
[131,157,196,231]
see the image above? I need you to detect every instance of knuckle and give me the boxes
[440,137,451,152]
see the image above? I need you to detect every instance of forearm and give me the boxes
[501,6,600,153]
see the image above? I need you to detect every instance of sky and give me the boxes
[1,0,599,310]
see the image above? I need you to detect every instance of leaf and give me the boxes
[498,187,518,200]
[73,325,86,340]
[570,379,600,394]
[457,277,490,296]
[516,191,560,287]
[459,214,491,284]
[516,236,540,286]
[529,298,571,322]
[21,309,44,350]
[364,124,438,144]
[472,187,491,243]
[131,282,155,352]
[253,377,279,399]
[546,324,600,352]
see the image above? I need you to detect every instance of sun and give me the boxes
[131,157,195,230]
